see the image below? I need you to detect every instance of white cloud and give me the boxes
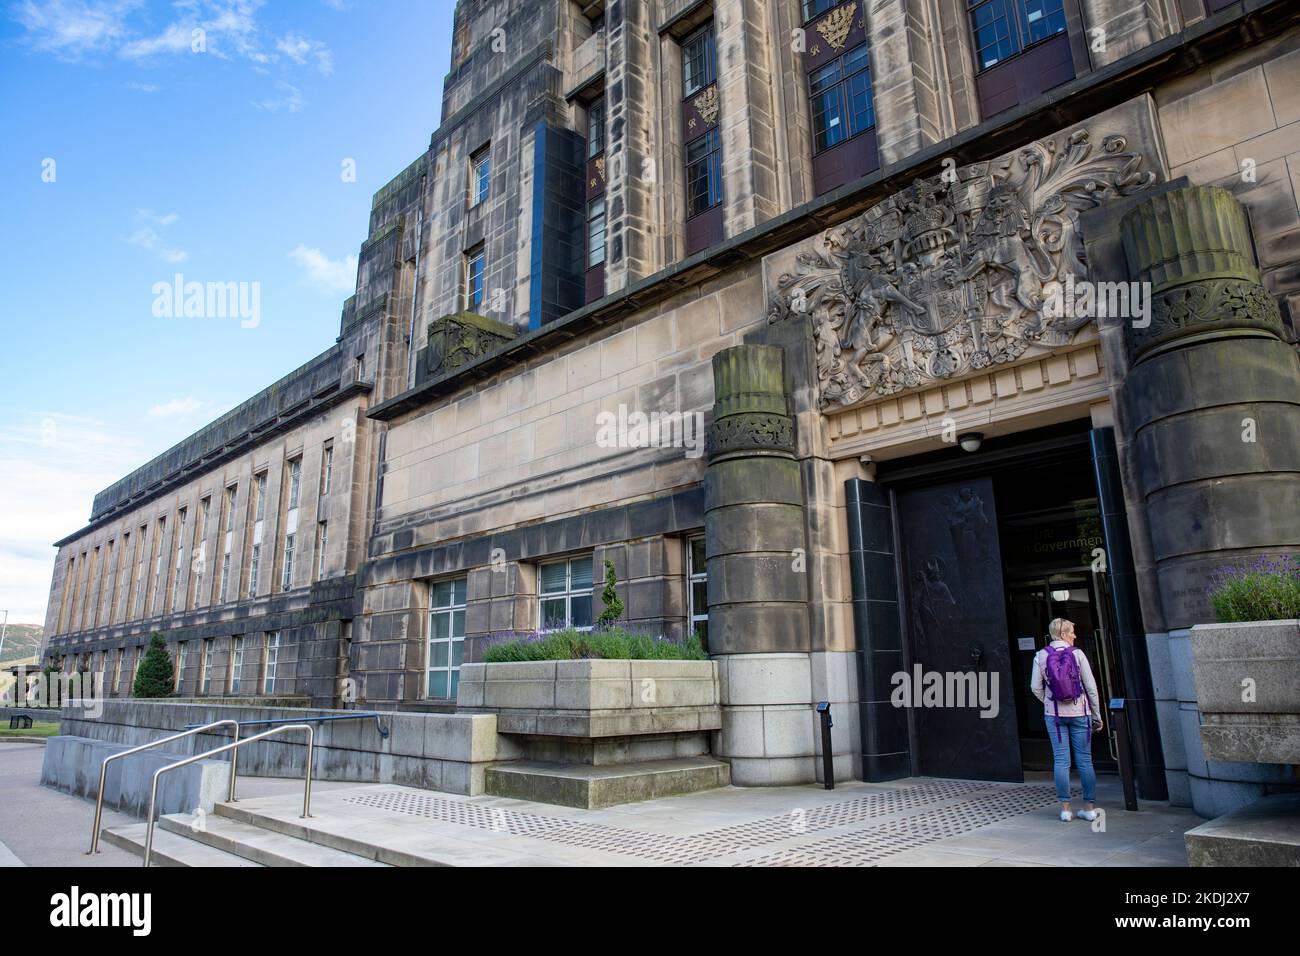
[275,32,332,75]
[11,0,141,59]
[252,80,304,112]
[126,209,186,263]
[289,245,357,295]
[125,79,159,92]
[147,397,206,418]
[0,410,148,625]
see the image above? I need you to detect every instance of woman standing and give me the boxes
[1031,617,1104,822]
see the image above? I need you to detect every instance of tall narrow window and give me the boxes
[190,497,210,609]
[688,536,709,652]
[170,507,187,612]
[175,640,186,693]
[681,24,717,97]
[149,516,166,617]
[587,197,607,269]
[427,577,467,699]
[320,443,333,496]
[219,485,237,603]
[247,473,266,597]
[470,146,491,207]
[113,533,129,624]
[465,248,485,313]
[281,458,301,592]
[113,648,124,696]
[538,555,594,631]
[201,638,213,695]
[229,636,244,694]
[263,632,280,695]
[586,98,605,158]
[316,521,328,580]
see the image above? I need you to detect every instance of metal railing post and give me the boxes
[88,719,239,855]
[142,723,314,867]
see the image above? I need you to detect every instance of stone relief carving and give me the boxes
[426,312,516,378]
[767,128,1157,409]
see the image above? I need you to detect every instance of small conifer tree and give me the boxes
[596,559,625,627]
[133,633,175,698]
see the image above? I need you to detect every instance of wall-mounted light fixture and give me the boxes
[958,432,983,453]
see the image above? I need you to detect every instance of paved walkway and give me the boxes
[0,739,1196,866]
[228,773,1196,866]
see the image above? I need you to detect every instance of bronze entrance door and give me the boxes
[897,477,1022,782]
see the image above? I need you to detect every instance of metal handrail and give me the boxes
[88,719,241,855]
[142,723,315,867]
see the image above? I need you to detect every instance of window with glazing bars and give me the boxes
[809,43,875,153]
[968,0,1067,71]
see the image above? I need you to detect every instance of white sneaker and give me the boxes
[1060,810,1073,822]
[1077,809,1098,822]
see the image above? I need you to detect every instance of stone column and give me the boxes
[705,345,815,785]
[1121,185,1300,816]
[1121,185,1300,629]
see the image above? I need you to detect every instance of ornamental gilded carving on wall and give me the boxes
[766,128,1157,409]
[815,2,857,51]
[693,85,719,126]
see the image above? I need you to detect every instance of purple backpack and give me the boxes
[1042,644,1090,741]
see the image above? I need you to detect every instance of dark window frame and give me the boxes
[801,0,839,23]
[968,0,1069,73]
[469,146,491,207]
[807,41,876,155]
[681,23,717,97]
[586,197,606,269]
[685,127,724,219]
[465,246,486,312]
[586,97,605,159]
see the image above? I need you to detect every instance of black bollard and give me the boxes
[1108,698,1139,811]
[816,701,834,790]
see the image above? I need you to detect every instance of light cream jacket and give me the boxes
[1031,640,1102,719]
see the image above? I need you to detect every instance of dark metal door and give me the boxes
[897,478,1022,781]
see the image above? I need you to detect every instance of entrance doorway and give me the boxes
[887,423,1126,783]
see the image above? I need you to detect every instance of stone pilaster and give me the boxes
[1120,185,1300,631]
[705,344,816,784]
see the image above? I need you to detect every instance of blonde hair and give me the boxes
[1048,618,1072,640]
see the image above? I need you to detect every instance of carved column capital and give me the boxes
[707,345,795,460]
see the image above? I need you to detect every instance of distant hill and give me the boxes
[0,623,42,662]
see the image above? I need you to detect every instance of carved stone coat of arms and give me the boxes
[767,128,1157,409]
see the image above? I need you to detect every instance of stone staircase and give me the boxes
[484,755,730,809]
[102,804,397,867]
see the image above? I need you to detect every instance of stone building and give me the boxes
[41,0,1300,814]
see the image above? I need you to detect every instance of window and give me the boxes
[470,148,491,207]
[170,507,187,612]
[427,577,467,699]
[201,638,213,695]
[587,198,606,269]
[686,128,724,218]
[802,0,837,19]
[263,632,279,694]
[113,648,124,694]
[220,485,237,603]
[229,636,244,694]
[191,497,210,607]
[150,517,166,615]
[287,458,302,511]
[586,98,605,158]
[681,25,716,97]
[282,533,296,591]
[320,444,333,496]
[688,536,708,651]
[969,0,1067,71]
[316,521,328,580]
[809,43,875,153]
[465,248,485,312]
[247,473,265,598]
[175,641,186,693]
[539,555,594,630]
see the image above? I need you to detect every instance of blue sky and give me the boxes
[0,0,454,624]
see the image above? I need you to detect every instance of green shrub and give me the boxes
[596,559,624,627]
[133,633,175,698]
[1208,556,1300,623]
[483,627,707,663]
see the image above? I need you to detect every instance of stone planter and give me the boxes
[456,659,721,739]
[1190,619,1300,765]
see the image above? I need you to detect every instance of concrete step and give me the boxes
[213,802,444,866]
[158,812,391,867]
[1185,793,1300,866]
[485,756,731,809]
[101,822,264,868]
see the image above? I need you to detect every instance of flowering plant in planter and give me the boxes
[1206,555,1300,623]
[482,627,706,663]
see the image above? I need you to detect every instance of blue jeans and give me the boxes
[1046,715,1096,804]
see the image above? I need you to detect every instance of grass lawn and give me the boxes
[0,721,60,738]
